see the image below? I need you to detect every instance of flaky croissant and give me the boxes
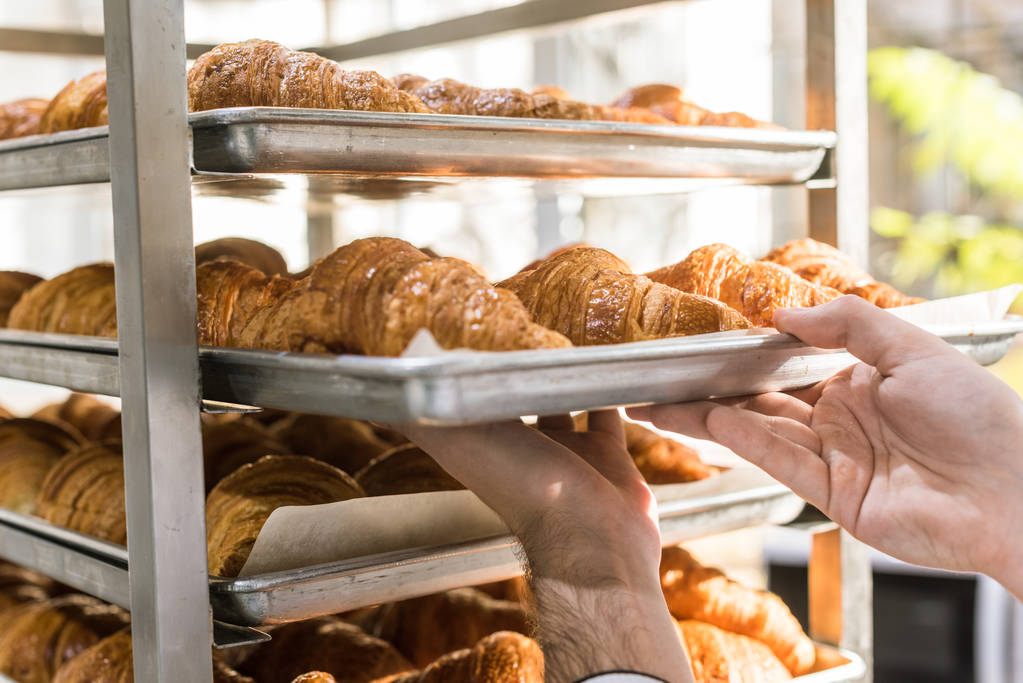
[763,238,924,308]
[205,454,364,577]
[0,595,128,683]
[0,98,49,140]
[0,562,57,613]
[611,84,779,129]
[195,237,290,277]
[377,631,544,683]
[366,588,528,668]
[647,243,840,327]
[189,40,431,114]
[661,547,815,675]
[39,71,108,134]
[33,393,120,442]
[271,413,394,476]
[219,237,571,355]
[37,442,127,545]
[202,416,290,491]
[393,74,669,124]
[237,617,413,683]
[678,619,792,682]
[6,263,117,336]
[0,418,83,514]
[498,246,752,344]
[0,270,43,327]
[624,421,717,484]
[354,444,463,497]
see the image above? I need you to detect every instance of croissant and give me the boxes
[0,271,43,326]
[37,442,127,545]
[646,244,841,327]
[189,40,431,114]
[393,74,669,124]
[0,98,49,139]
[224,237,571,355]
[271,413,394,475]
[0,562,57,612]
[365,588,528,668]
[195,259,297,348]
[0,418,83,514]
[498,246,752,345]
[237,617,414,683]
[378,631,544,683]
[202,416,290,491]
[611,84,779,129]
[624,421,717,484]
[678,619,792,682]
[206,454,364,577]
[33,393,120,442]
[293,674,336,683]
[763,238,924,308]
[39,71,108,134]
[195,237,290,277]
[354,444,463,497]
[661,547,815,675]
[6,263,117,336]
[0,594,128,683]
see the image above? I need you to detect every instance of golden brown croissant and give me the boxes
[0,562,57,612]
[271,413,394,475]
[646,244,841,327]
[0,418,83,514]
[226,237,571,355]
[0,270,43,327]
[6,263,117,336]
[195,259,297,347]
[37,441,127,545]
[237,617,414,683]
[33,393,120,442]
[0,406,9,420]
[39,71,109,134]
[366,588,528,668]
[498,246,752,344]
[195,237,290,277]
[678,619,792,682]
[0,98,49,139]
[763,238,924,308]
[611,84,780,129]
[354,444,463,497]
[292,674,336,683]
[661,547,815,675]
[378,631,544,683]
[189,40,431,114]
[202,416,290,491]
[624,421,717,484]
[0,594,128,683]
[206,454,364,577]
[393,74,669,124]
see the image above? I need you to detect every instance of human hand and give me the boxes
[629,296,1023,599]
[401,412,693,683]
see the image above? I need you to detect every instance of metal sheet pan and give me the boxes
[0,319,1019,425]
[0,107,835,192]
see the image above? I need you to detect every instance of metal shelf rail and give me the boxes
[0,0,873,681]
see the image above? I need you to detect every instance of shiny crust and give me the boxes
[611,83,780,129]
[202,416,290,491]
[0,99,49,139]
[0,418,83,514]
[646,243,841,327]
[195,259,297,348]
[763,238,924,308]
[661,547,815,675]
[32,393,119,442]
[381,631,543,683]
[188,40,431,114]
[354,444,463,496]
[271,413,393,475]
[195,237,290,276]
[498,246,752,344]
[0,271,43,327]
[39,71,108,133]
[623,421,717,484]
[7,263,117,336]
[678,620,792,682]
[36,441,127,545]
[205,455,364,577]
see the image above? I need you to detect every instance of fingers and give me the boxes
[705,405,830,510]
[537,414,575,432]
[587,409,625,446]
[626,402,718,441]
[773,295,951,376]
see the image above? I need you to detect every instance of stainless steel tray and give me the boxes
[0,319,1019,425]
[0,107,835,192]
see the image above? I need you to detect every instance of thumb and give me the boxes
[773,295,953,375]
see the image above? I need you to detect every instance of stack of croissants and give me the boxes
[0,39,775,145]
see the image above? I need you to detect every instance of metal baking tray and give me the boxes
[0,318,1019,424]
[0,107,835,192]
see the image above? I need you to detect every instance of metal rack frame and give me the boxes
[0,1,872,681]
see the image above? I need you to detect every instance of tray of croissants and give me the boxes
[0,39,833,188]
[0,235,1020,425]
[0,545,865,683]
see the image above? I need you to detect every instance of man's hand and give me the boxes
[402,411,692,683]
[629,295,1023,599]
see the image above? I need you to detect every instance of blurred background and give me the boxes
[1,0,1022,680]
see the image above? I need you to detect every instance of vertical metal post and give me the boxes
[806,0,869,267]
[103,1,213,681]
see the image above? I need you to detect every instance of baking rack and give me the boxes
[0,0,876,681]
